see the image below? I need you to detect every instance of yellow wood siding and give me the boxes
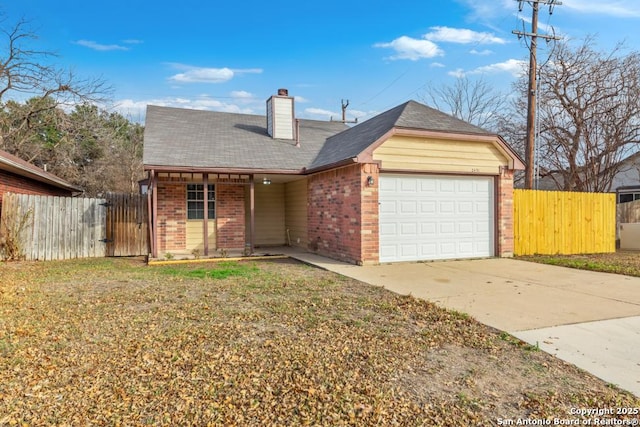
[514,189,616,255]
[285,179,308,248]
[372,135,508,174]
[255,183,286,246]
[186,220,216,252]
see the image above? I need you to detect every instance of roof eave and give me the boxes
[144,165,306,175]
[0,158,82,192]
[303,157,359,175]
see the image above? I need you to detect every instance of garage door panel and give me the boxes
[400,200,417,214]
[379,174,494,262]
[379,223,398,237]
[420,201,436,214]
[458,221,474,234]
[400,223,417,235]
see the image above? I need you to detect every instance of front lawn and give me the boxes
[520,250,640,277]
[1,258,638,425]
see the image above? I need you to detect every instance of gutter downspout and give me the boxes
[151,170,158,259]
[203,173,209,256]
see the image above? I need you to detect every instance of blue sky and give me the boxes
[5,0,640,122]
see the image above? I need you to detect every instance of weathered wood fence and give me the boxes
[0,192,148,261]
[104,193,148,257]
[514,189,616,255]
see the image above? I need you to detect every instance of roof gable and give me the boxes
[308,101,494,170]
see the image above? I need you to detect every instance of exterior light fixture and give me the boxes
[367,176,375,186]
[263,177,271,185]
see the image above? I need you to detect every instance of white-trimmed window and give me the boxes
[618,192,640,203]
[187,184,215,219]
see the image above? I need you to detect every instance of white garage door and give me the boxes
[379,174,494,262]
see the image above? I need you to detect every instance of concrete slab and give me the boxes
[514,317,640,396]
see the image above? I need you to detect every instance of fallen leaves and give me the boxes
[0,258,638,425]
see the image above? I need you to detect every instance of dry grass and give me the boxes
[520,250,640,277]
[1,257,638,426]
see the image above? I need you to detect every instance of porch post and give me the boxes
[250,175,255,253]
[151,170,158,258]
[203,173,209,256]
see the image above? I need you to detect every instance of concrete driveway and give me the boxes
[283,250,640,396]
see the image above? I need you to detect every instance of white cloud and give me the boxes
[452,59,526,78]
[111,96,258,121]
[470,49,494,56]
[294,95,310,103]
[424,26,506,44]
[455,0,513,21]
[167,64,263,84]
[230,90,254,99]
[74,40,129,51]
[374,36,444,61]
[562,0,640,17]
[122,39,144,45]
[304,108,337,118]
[431,62,446,68]
[448,68,467,79]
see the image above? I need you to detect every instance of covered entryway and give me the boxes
[378,174,494,262]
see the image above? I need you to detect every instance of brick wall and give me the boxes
[497,168,515,257]
[360,164,379,263]
[0,170,73,213]
[307,163,379,265]
[216,183,245,250]
[156,181,186,252]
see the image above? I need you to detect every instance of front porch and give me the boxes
[146,170,310,259]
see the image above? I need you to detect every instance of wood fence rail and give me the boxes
[0,193,106,260]
[513,189,616,256]
[0,192,148,261]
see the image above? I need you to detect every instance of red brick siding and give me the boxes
[156,181,186,252]
[360,164,379,264]
[216,183,245,250]
[497,169,515,257]
[0,170,73,213]
[307,163,379,265]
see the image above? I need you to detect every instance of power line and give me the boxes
[513,0,562,189]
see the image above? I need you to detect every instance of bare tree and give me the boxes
[528,37,640,192]
[421,76,508,131]
[0,16,110,156]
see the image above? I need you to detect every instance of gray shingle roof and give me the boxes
[144,100,496,172]
[143,105,348,171]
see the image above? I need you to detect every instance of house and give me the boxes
[536,151,640,202]
[143,90,524,264]
[0,149,82,213]
[611,152,640,203]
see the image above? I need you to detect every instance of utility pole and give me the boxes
[331,99,358,124]
[513,0,561,189]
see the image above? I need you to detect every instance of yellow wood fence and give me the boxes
[513,189,616,255]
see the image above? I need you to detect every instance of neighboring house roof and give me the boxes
[536,150,640,192]
[0,149,82,193]
[144,100,522,173]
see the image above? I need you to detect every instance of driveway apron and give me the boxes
[283,250,640,397]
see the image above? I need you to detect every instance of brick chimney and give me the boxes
[266,88,294,140]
